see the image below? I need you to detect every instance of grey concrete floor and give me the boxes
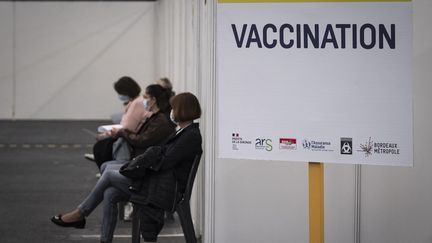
[0,120,193,243]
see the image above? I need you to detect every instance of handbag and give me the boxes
[112,137,131,162]
[93,136,116,168]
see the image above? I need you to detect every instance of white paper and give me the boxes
[97,124,123,133]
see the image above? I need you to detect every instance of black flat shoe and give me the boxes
[51,214,86,229]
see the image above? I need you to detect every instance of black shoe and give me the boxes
[143,238,157,242]
[51,214,86,229]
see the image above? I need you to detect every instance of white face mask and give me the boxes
[170,110,177,124]
[118,95,129,102]
[143,99,150,111]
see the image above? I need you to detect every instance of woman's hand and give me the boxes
[111,127,121,137]
[96,132,109,141]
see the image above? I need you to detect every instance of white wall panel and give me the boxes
[324,164,355,243]
[0,2,14,119]
[215,160,309,243]
[5,2,156,119]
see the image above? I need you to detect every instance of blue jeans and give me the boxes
[100,160,125,174]
[78,163,131,243]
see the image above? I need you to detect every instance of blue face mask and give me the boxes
[118,95,129,102]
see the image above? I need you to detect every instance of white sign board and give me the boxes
[217,0,413,166]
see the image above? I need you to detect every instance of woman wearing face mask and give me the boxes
[90,77,150,168]
[51,92,202,243]
[111,84,175,158]
[95,84,175,170]
[114,76,149,134]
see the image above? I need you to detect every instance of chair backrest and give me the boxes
[182,153,202,203]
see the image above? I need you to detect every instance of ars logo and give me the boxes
[340,137,353,155]
[255,138,273,151]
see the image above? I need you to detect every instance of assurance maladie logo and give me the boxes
[279,138,297,150]
[255,138,273,151]
[302,139,333,152]
[231,133,252,150]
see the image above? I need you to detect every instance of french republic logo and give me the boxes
[232,133,251,150]
[232,133,240,150]
[279,138,297,150]
[340,137,353,155]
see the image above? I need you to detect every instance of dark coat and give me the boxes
[129,123,202,211]
[118,111,175,157]
[119,146,163,192]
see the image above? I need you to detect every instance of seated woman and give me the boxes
[90,76,149,166]
[115,76,149,133]
[156,77,175,98]
[154,77,175,120]
[112,84,175,159]
[94,84,175,168]
[51,92,202,243]
[119,77,175,133]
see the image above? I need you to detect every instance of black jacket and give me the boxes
[129,123,202,211]
[119,146,163,191]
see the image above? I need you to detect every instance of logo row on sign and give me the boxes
[231,133,400,157]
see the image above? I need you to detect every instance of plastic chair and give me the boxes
[131,153,202,243]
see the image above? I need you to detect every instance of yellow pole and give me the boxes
[309,162,324,243]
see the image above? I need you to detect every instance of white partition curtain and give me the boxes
[154,0,200,95]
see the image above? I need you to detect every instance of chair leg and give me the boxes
[118,201,125,221]
[176,201,197,243]
[131,205,140,243]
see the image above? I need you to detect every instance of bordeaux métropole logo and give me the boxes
[359,137,374,157]
[340,137,353,155]
[358,137,400,157]
[255,138,273,151]
[231,133,251,150]
[302,139,333,152]
[279,138,297,150]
